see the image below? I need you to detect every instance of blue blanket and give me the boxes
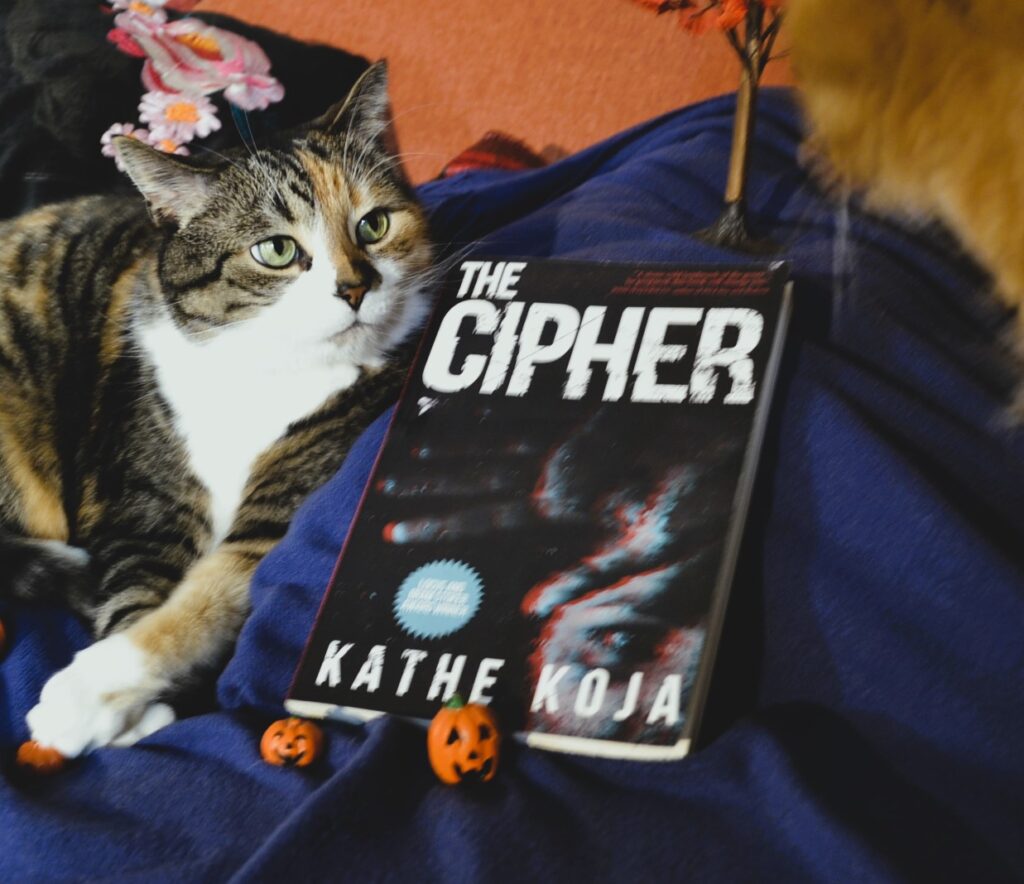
[2,90,1022,882]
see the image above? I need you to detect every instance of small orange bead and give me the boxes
[16,741,66,775]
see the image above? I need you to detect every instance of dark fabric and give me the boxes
[440,130,547,177]
[0,0,367,219]
[2,90,1023,882]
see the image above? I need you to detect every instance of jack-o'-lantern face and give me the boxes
[260,717,324,768]
[427,696,500,784]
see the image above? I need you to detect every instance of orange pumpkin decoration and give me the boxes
[16,740,66,775]
[260,717,324,767]
[427,695,500,784]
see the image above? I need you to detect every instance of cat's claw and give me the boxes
[26,634,169,757]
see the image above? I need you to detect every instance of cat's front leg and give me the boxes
[25,635,176,756]
[27,543,266,756]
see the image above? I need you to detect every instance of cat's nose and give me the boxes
[336,283,368,310]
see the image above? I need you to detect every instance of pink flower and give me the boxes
[115,14,284,110]
[151,138,190,157]
[100,123,152,170]
[107,27,146,58]
[224,74,285,112]
[108,0,169,8]
[139,90,221,143]
[107,0,168,24]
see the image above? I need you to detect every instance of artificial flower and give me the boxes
[631,0,783,33]
[152,138,190,156]
[100,123,152,171]
[116,14,284,108]
[716,0,749,29]
[107,0,168,24]
[100,6,283,166]
[679,0,748,33]
[107,27,146,58]
[677,4,717,34]
[223,74,285,112]
[115,13,223,94]
[139,90,221,142]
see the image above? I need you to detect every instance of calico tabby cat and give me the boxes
[787,0,1024,367]
[0,61,433,756]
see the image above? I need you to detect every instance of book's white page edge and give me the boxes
[286,699,383,724]
[285,699,691,761]
[522,731,690,761]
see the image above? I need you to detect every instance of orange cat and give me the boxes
[787,0,1024,333]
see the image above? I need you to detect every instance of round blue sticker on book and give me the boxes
[393,560,483,639]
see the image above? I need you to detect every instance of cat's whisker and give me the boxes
[233,108,260,158]
[351,94,540,178]
[360,151,448,181]
[230,111,291,210]
[225,111,290,209]
[345,94,454,177]
[340,89,364,175]
[364,97,496,140]
[192,145,247,175]
[253,151,291,212]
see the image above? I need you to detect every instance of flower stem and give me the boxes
[724,3,762,207]
[698,2,777,253]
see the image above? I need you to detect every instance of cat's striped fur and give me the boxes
[0,63,433,755]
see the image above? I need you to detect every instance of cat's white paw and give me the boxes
[26,635,170,757]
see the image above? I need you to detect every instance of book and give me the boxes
[286,257,792,760]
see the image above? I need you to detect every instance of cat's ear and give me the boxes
[311,60,393,148]
[112,137,215,225]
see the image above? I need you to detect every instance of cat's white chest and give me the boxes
[138,316,360,546]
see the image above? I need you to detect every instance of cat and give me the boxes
[787,0,1024,367]
[0,61,433,756]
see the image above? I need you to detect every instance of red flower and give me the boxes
[107,27,146,58]
[630,0,782,34]
[716,0,748,29]
[679,0,748,33]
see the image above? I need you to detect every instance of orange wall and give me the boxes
[197,0,791,182]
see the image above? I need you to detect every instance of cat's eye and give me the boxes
[250,236,299,269]
[356,209,390,246]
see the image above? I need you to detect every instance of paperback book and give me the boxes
[286,257,792,760]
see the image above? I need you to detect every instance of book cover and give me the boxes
[286,258,791,760]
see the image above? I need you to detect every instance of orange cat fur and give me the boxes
[787,0,1024,329]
